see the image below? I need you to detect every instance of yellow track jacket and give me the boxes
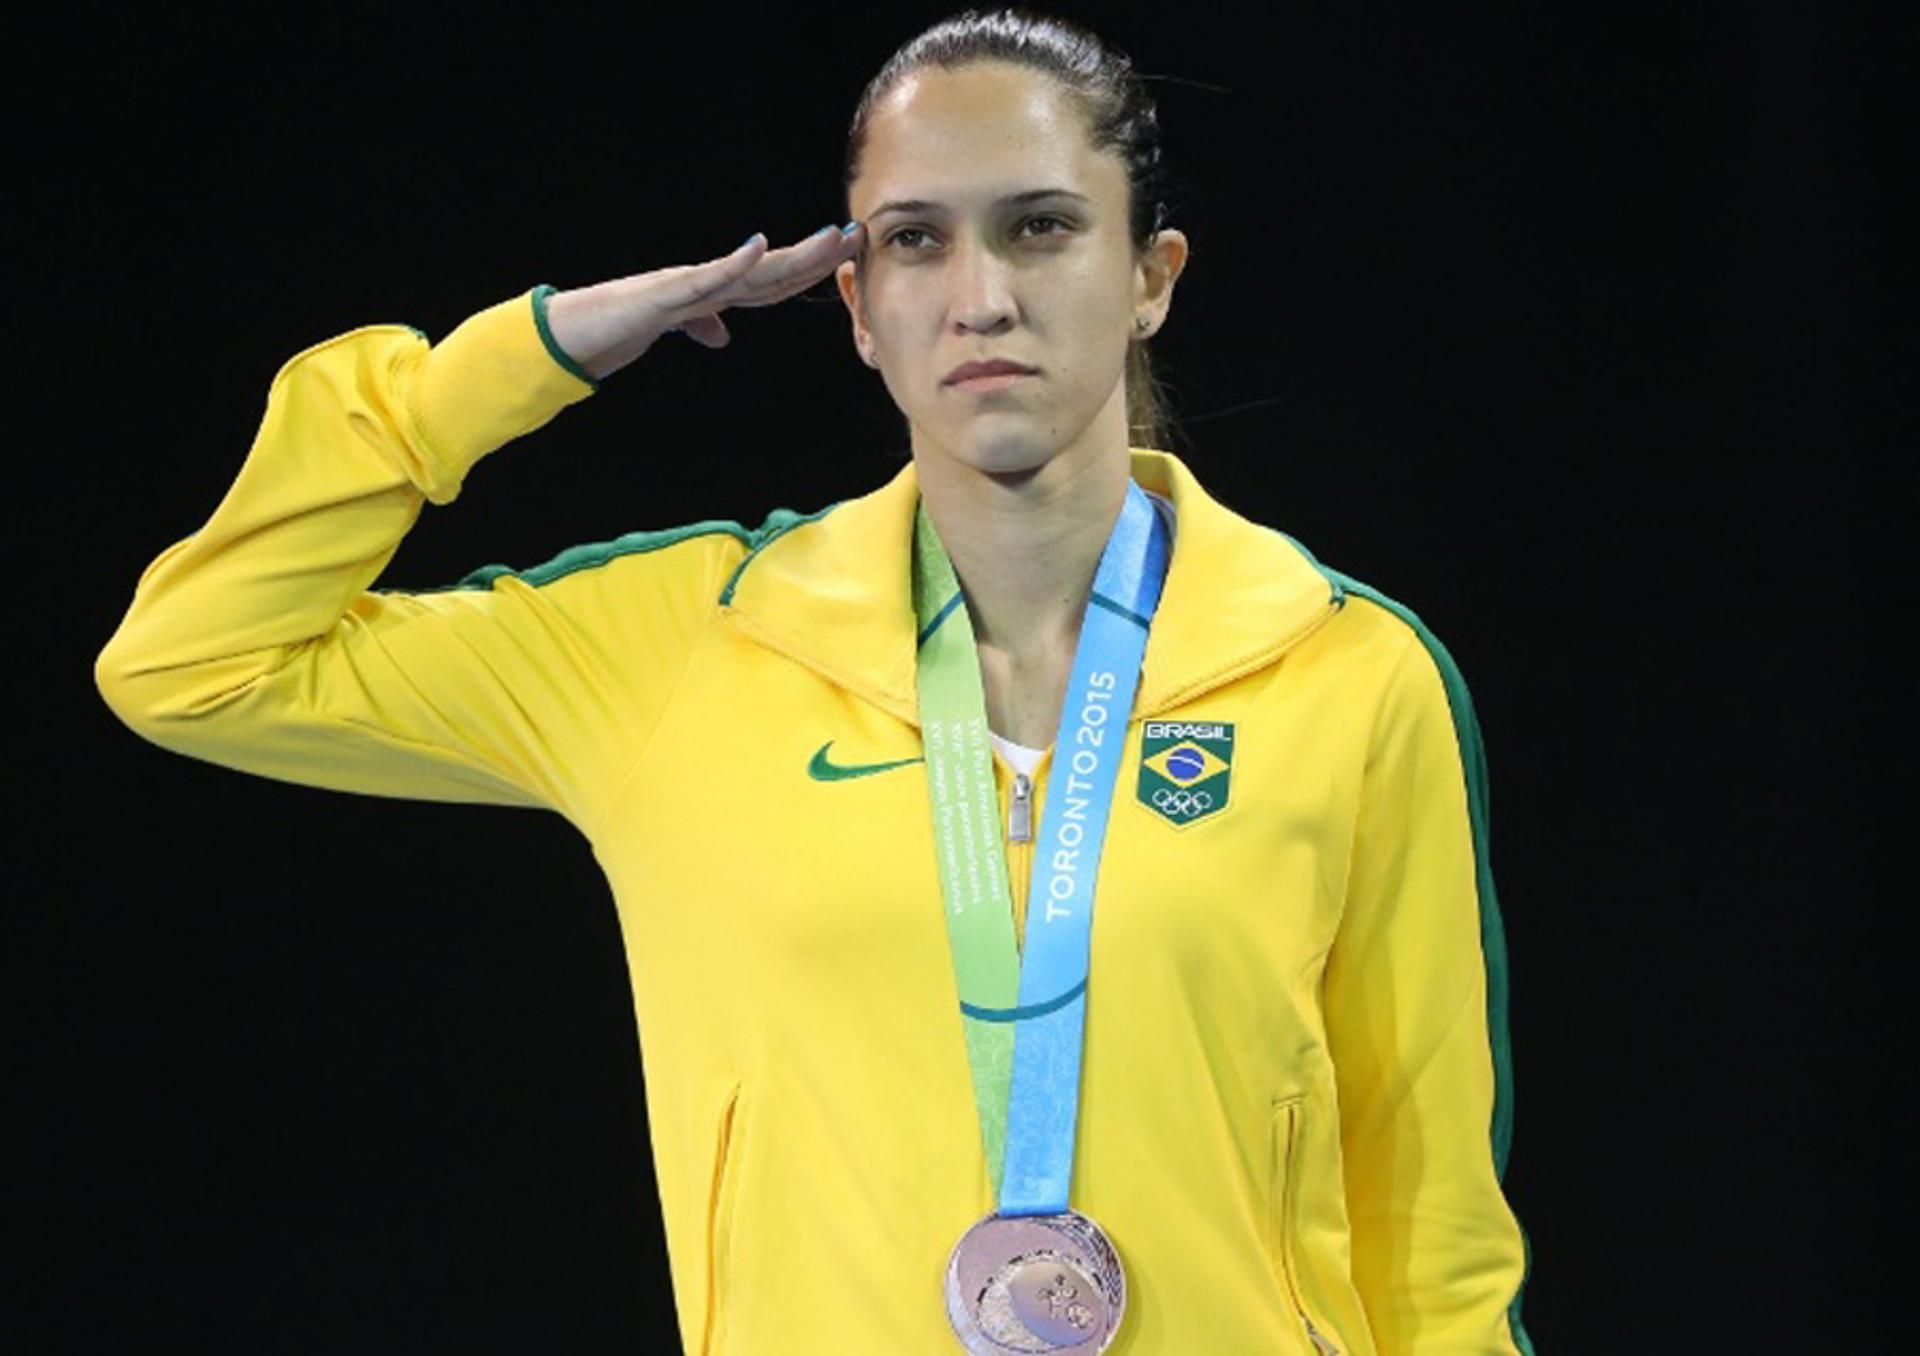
[95,288,1537,1355]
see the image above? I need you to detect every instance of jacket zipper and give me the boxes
[1009,772,1033,843]
[706,1080,745,1356]
[1004,763,1038,954]
[1275,1098,1342,1355]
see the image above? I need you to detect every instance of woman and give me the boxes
[95,9,1536,1354]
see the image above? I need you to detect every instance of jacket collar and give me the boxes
[717,448,1343,729]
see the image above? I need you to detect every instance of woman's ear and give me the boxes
[835,262,879,368]
[1137,228,1191,322]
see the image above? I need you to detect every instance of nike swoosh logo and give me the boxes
[808,740,925,781]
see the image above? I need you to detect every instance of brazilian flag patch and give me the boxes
[1137,721,1235,827]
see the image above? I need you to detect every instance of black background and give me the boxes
[14,3,1892,1351]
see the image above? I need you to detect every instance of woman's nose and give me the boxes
[949,245,1018,331]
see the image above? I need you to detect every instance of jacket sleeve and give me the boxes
[93,287,719,834]
[1322,622,1537,1355]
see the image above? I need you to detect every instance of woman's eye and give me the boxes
[884,216,1070,250]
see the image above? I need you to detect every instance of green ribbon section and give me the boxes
[911,499,1026,1194]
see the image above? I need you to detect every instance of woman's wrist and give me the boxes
[541,284,618,380]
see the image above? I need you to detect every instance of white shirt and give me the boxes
[989,730,1048,779]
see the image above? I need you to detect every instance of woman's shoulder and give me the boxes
[1265,527,1472,695]
[1298,555,1487,742]
[416,504,817,601]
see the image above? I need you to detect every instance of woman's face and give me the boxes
[836,61,1186,482]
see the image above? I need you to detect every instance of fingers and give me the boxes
[679,313,731,348]
[717,223,865,309]
[655,224,863,337]
[653,234,770,317]
[761,223,867,304]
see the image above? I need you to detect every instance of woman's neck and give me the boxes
[914,438,1132,667]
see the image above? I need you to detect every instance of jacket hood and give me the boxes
[715,448,1344,728]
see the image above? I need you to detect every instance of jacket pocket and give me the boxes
[703,1079,747,1356]
[1271,1095,1343,1355]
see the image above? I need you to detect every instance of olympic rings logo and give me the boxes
[1151,787,1214,818]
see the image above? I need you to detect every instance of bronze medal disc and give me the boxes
[944,1208,1126,1353]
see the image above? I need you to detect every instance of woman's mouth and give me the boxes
[949,372,1034,394]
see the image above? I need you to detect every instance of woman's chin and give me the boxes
[930,433,1063,481]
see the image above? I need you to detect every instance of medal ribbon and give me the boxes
[912,479,1170,1217]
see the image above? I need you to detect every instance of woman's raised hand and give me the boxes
[542,222,866,382]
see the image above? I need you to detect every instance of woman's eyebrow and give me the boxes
[867,188,1092,221]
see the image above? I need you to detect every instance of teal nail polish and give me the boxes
[841,221,860,236]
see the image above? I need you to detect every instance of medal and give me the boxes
[945,1208,1126,1354]
[912,480,1170,1353]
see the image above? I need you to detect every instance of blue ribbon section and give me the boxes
[997,480,1170,1216]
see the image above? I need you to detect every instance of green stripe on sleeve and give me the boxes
[1286,544,1538,1356]
[530,284,601,392]
[389,519,757,595]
